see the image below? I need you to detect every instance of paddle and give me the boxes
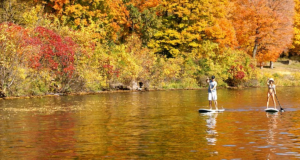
[273,88,284,112]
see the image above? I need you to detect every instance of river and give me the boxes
[1,87,300,159]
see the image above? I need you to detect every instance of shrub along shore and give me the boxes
[2,59,300,100]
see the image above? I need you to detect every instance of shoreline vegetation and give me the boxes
[1,1,300,99]
[2,58,300,100]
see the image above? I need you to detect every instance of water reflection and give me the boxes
[2,88,300,159]
[266,112,279,159]
[204,112,219,145]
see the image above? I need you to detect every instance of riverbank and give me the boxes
[0,88,208,100]
[258,58,300,86]
[1,58,299,100]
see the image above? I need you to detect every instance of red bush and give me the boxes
[234,71,245,79]
[27,27,77,78]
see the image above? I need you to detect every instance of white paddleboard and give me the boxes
[265,108,279,112]
[198,109,225,113]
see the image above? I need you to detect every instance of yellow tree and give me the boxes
[33,0,112,42]
[290,0,300,55]
[0,23,29,96]
[34,0,161,43]
[0,0,34,24]
[148,0,237,58]
[105,0,161,43]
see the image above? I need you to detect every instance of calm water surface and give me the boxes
[1,87,300,159]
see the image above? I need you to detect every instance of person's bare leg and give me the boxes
[209,101,212,110]
[214,100,218,110]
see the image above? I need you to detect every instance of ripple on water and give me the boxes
[280,132,290,134]
[257,145,273,148]
[276,152,300,156]
[286,152,299,154]
[223,145,236,147]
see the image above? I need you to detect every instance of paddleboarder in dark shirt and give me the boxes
[206,76,218,110]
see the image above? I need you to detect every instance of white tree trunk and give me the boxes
[270,61,274,69]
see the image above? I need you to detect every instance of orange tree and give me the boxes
[231,0,294,67]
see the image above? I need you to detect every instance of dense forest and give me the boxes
[0,0,299,97]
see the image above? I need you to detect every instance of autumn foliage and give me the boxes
[0,0,298,96]
[231,0,294,66]
[30,27,76,76]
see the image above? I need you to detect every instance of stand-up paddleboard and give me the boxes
[199,109,225,113]
[265,108,279,112]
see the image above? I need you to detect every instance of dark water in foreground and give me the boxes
[1,87,300,159]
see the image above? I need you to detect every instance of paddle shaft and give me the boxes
[273,88,283,111]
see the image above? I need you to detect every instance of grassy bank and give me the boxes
[258,58,300,86]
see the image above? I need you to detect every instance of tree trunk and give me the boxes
[253,28,259,58]
[270,61,273,69]
[252,43,258,58]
